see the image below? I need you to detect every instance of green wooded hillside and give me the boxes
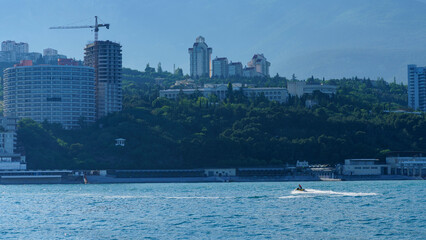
[16,68,425,169]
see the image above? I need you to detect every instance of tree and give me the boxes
[174,67,183,76]
[227,82,234,103]
[145,63,155,73]
[157,62,163,73]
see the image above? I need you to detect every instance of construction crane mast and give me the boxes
[49,16,110,42]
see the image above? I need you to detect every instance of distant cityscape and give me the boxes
[188,36,270,78]
[0,31,424,178]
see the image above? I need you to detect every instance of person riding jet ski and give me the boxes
[296,184,305,191]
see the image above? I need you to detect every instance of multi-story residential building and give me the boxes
[407,64,426,111]
[43,48,58,56]
[188,36,212,78]
[42,48,67,65]
[3,61,96,129]
[1,41,29,53]
[1,41,29,62]
[0,117,26,170]
[287,81,338,97]
[159,84,288,103]
[212,57,228,78]
[228,62,243,77]
[247,54,270,77]
[243,67,256,78]
[84,40,123,119]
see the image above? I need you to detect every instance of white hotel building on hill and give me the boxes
[159,84,288,103]
[3,65,96,129]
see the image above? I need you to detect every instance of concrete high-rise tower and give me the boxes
[84,41,122,119]
[188,36,212,78]
[408,64,426,111]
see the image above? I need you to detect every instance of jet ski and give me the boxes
[295,184,305,191]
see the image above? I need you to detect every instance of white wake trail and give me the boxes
[290,188,378,196]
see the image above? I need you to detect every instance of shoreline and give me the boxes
[84,175,423,184]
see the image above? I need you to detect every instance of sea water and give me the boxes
[0,181,424,239]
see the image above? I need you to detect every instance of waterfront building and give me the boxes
[341,159,387,176]
[287,81,338,97]
[3,62,96,129]
[159,84,288,103]
[212,57,228,78]
[247,54,270,77]
[84,40,123,119]
[0,117,26,170]
[188,36,212,78]
[228,62,243,77]
[407,64,426,111]
[386,152,425,177]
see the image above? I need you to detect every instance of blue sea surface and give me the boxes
[0,181,424,239]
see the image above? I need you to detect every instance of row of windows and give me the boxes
[6,67,93,72]
[13,109,95,114]
[6,77,94,82]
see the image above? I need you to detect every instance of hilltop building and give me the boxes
[43,48,67,65]
[188,36,212,78]
[287,81,338,97]
[0,40,43,63]
[247,54,270,77]
[0,117,26,170]
[212,57,228,78]
[84,40,123,119]
[228,62,243,77]
[160,84,288,103]
[243,67,256,78]
[3,61,96,129]
[407,64,426,111]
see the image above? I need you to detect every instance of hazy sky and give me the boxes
[1,0,426,81]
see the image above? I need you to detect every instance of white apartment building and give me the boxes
[212,57,228,78]
[1,41,29,53]
[407,65,426,111]
[287,81,338,97]
[3,64,96,129]
[84,40,123,119]
[1,41,29,62]
[188,36,212,78]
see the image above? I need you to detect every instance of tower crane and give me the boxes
[49,16,109,42]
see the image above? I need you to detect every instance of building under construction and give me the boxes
[84,41,122,119]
